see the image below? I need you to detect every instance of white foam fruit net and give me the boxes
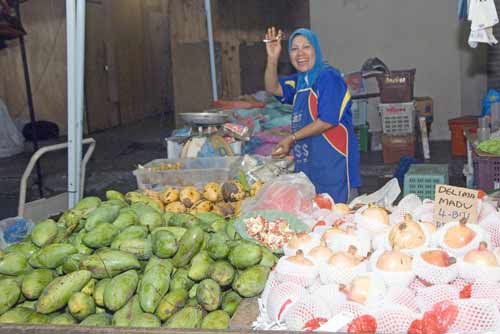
[389,193,422,226]
[274,257,319,288]
[329,301,370,322]
[449,298,500,333]
[384,286,420,313]
[435,221,490,258]
[283,294,331,331]
[458,259,500,283]
[472,282,500,311]
[325,231,371,257]
[413,249,458,285]
[415,284,460,312]
[283,238,320,257]
[370,249,416,287]
[266,281,309,323]
[260,270,281,306]
[480,212,500,248]
[319,261,368,286]
[373,305,420,334]
[309,283,347,309]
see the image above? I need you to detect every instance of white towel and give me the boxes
[468,0,499,48]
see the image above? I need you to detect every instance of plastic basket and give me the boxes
[381,134,416,164]
[355,124,369,152]
[351,100,368,127]
[379,102,415,135]
[376,69,416,103]
[473,150,500,191]
[133,156,241,190]
[403,164,449,200]
[448,116,479,156]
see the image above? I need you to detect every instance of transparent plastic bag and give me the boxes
[241,172,315,219]
[0,99,24,158]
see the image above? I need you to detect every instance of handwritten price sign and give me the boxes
[433,184,478,227]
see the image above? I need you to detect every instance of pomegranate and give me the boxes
[376,250,413,272]
[362,204,390,226]
[332,203,350,215]
[421,250,456,267]
[389,214,426,250]
[308,240,334,263]
[288,232,315,251]
[463,242,498,267]
[314,194,333,210]
[321,226,345,241]
[328,245,362,269]
[343,274,385,305]
[286,250,315,266]
[443,219,476,249]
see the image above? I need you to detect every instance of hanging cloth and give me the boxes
[468,0,499,48]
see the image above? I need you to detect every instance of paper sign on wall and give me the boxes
[433,184,478,227]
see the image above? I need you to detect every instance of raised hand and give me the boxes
[264,26,283,63]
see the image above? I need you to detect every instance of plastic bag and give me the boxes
[0,98,24,158]
[0,217,34,249]
[349,178,401,209]
[482,89,500,117]
[241,172,316,218]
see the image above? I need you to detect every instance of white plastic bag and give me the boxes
[0,99,24,158]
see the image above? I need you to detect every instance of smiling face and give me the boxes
[289,35,316,73]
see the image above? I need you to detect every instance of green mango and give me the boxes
[68,292,96,321]
[112,210,138,232]
[70,231,93,255]
[82,223,118,248]
[170,268,194,292]
[17,300,36,310]
[29,243,78,269]
[207,231,230,260]
[138,257,172,313]
[153,226,186,242]
[196,279,221,312]
[259,246,277,268]
[152,229,178,258]
[80,249,140,279]
[58,209,85,234]
[74,196,101,212]
[209,260,235,287]
[101,199,128,209]
[185,297,199,307]
[0,307,34,323]
[232,265,270,298]
[225,219,238,240]
[192,212,226,232]
[26,312,51,324]
[0,279,21,315]
[4,241,39,258]
[162,212,175,226]
[228,242,262,269]
[93,278,110,307]
[188,284,198,299]
[0,252,28,275]
[62,253,85,274]
[49,313,77,325]
[138,210,163,232]
[85,205,121,231]
[112,295,142,327]
[132,313,161,327]
[103,270,139,311]
[164,306,203,328]
[221,290,242,317]
[117,237,153,260]
[21,269,55,300]
[155,289,188,321]
[31,219,58,247]
[80,312,112,326]
[106,190,127,202]
[36,270,92,314]
[172,226,205,268]
[188,251,213,281]
[201,310,230,329]
[81,278,97,296]
[111,225,148,249]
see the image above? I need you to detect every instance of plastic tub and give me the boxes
[448,116,479,156]
[133,156,242,191]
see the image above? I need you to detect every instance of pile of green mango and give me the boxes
[0,190,275,329]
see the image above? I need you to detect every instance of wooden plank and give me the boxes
[0,0,67,132]
[84,1,117,132]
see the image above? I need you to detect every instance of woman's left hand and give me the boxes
[271,135,294,158]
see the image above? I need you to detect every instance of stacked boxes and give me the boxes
[352,99,370,153]
[377,69,417,163]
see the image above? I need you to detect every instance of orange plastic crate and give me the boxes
[448,116,478,156]
[381,134,416,164]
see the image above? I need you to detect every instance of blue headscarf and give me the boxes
[288,28,329,91]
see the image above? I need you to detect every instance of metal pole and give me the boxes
[66,0,78,207]
[13,0,44,198]
[75,0,86,201]
[204,0,218,101]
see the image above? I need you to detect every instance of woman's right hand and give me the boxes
[265,26,283,63]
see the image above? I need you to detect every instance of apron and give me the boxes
[291,88,351,203]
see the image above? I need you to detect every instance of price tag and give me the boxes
[433,184,478,227]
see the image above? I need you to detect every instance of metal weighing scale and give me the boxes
[179,109,231,136]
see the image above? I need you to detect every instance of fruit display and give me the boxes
[0,189,274,330]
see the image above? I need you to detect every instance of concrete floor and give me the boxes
[0,115,466,220]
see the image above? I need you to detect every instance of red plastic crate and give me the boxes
[448,116,478,156]
[381,134,416,164]
[473,150,500,191]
